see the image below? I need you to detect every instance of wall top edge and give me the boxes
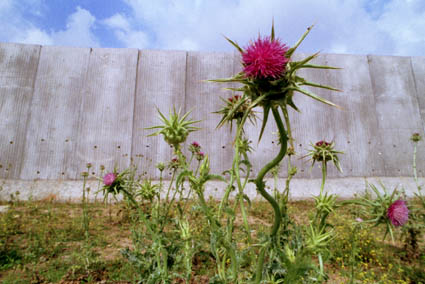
[1,41,424,59]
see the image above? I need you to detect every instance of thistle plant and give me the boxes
[211,23,340,283]
[347,181,409,242]
[146,107,200,151]
[307,141,343,230]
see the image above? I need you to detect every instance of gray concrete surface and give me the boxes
[0,177,422,201]
[0,43,40,179]
[0,42,424,200]
[20,46,90,180]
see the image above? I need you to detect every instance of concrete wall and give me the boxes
[0,42,424,185]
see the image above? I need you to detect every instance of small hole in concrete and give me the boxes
[146,145,150,148]
[61,172,65,175]
[272,141,274,144]
[92,172,95,175]
[94,145,97,149]
[65,139,69,142]
[368,141,371,144]
[41,139,44,142]
[9,141,13,144]
[222,146,225,149]
[299,144,302,147]
[117,145,121,149]
[37,171,40,174]
[393,145,396,148]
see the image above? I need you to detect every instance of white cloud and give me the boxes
[112,0,424,56]
[0,4,99,48]
[103,13,150,48]
[52,7,99,47]
[13,28,53,45]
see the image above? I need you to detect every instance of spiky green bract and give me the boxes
[307,141,344,172]
[210,24,340,142]
[214,95,256,132]
[146,107,201,149]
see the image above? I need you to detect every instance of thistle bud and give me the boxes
[196,151,205,161]
[156,162,165,172]
[189,141,201,154]
[169,158,179,169]
[410,133,422,143]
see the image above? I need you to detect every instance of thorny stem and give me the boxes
[254,107,288,284]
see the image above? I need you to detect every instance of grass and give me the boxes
[0,198,423,283]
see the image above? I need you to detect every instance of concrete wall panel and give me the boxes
[0,43,40,179]
[409,56,425,177]
[132,50,187,178]
[20,46,89,180]
[368,55,424,176]
[411,56,425,132]
[185,51,235,175]
[74,48,138,178]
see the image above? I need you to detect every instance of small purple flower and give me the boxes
[103,172,117,186]
[189,141,201,154]
[196,151,205,161]
[387,200,409,227]
[355,217,363,223]
[316,140,330,147]
[228,95,241,103]
[191,141,200,148]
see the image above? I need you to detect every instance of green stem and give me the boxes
[413,144,420,191]
[234,140,252,244]
[254,107,287,237]
[320,161,327,195]
[254,107,288,284]
[165,170,177,203]
[254,246,267,284]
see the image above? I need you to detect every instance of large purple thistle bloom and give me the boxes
[387,200,409,227]
[242,37,289,79]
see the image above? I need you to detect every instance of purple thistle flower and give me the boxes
[242,37,289,79]
[103,172,117,186]
[191,141,200,148]
[387,200,409,227]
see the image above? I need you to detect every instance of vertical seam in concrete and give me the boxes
[19,45,42,179]
[409,56,425,133]
[73,47,93,180]
[366,54,387,176]
[183,51,188,113]
[130,50,141,162]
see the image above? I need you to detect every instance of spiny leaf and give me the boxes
[223,35,244,54]
[258,104,271,143]
[286,24,314,58]
[289,52,320,74]
[292,85,340,108]
[301,81,342,92]
[298,64,341,70]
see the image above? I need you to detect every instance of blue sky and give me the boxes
[1,0,424,56]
